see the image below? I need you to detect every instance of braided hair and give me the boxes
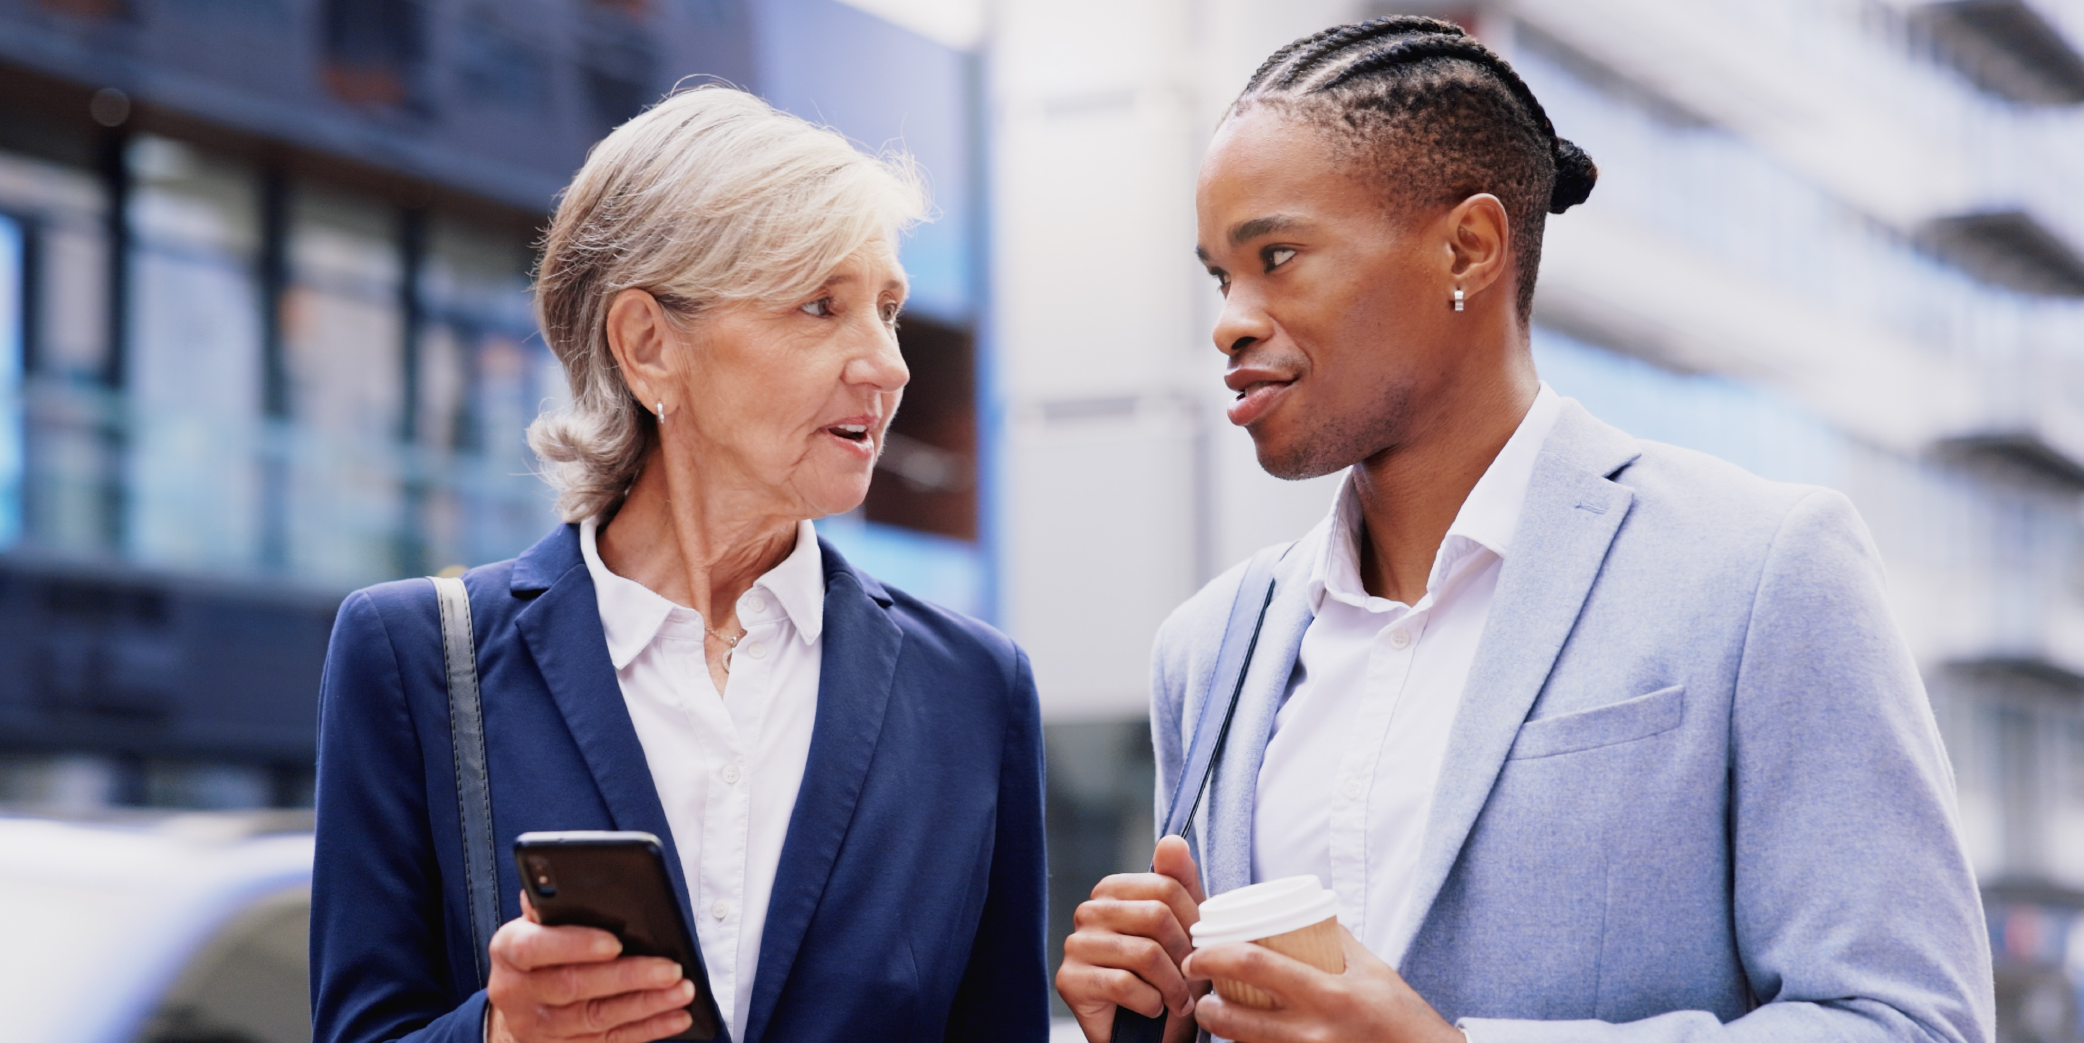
[1231,17,1597,322]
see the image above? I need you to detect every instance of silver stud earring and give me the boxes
[655,402,666,424]
[1453,287,1465,312]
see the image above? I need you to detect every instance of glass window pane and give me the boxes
[0,212,22,549]
[125,136,264,572]
[0,151,113,554]
[0,151,106,381]
[287,184,400,442]
[284,183,403,582]
[416,213,554,569]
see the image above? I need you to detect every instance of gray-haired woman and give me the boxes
[311,87,1049,1043]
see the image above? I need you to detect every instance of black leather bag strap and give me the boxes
[433,575,500,990]
[1113,541,1289,1043]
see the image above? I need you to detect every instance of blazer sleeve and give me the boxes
[940,647,1051,1043]
[310,590,490,1043]
[1461,490,1995,1042]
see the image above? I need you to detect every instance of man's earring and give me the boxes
[1453,287,1466,312]
[655,402,666,424]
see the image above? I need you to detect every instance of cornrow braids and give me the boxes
[1230,16,1598,323]
[1269,18,1459,92]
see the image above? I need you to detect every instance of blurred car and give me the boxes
[0,808,314,1043]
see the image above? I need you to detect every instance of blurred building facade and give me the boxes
[5,0,2084,1038]
[983,0,2084,1035]
[0,0,987,812]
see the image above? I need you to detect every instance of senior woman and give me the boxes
[310,88,1048,1043]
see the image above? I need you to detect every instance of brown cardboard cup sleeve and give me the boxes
[1189,876,1345,1010]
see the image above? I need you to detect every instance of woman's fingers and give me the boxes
[532,978,696,1039]
[532,956,685,1008]
[486,940,691,1043]
[492,919,623,973]
[604,1006,697,1043]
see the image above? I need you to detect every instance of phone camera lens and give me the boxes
[525,856,557,897]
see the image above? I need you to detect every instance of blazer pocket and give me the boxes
[1508,684,1685,760]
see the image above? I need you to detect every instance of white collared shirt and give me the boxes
[579,517,824,1042]
[1253,384,1562,959]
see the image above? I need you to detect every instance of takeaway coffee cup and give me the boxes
[1189,875,1345,1009]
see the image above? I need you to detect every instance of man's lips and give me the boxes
[1225,375,1295,427]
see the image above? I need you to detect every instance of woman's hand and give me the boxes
[486,895,696,1043]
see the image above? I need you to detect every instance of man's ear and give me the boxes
[604,287,676,408]
[1442,193,1512,300]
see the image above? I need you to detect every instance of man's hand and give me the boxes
[1056,835,1211,1043]
[1181,925,1463,1043]
[487,892,696,1043]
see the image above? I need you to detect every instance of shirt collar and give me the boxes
[760,520,827,644]
[1309,383,1563,612]
[579,516,826,670]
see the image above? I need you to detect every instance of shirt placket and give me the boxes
[662,616,747,1032]
[1327,603,1431,939]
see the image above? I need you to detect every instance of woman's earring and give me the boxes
[1453,287,1466,312]
[655,402,666,425]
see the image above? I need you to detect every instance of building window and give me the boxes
[0,210,23,548]
[282,182,407,581]
[123,136,265,571]
[321,0,427,111]
[866,315,976,540]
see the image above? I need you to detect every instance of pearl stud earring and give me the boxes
[1453,287,1465,312]
[655,402,666,424]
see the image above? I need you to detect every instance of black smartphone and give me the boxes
[513,830,721,1041]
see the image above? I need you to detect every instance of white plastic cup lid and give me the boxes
[1190,875,1338,947]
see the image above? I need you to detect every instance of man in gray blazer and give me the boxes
[1056,17,1992,1043]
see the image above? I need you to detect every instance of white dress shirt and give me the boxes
[1253,384,1562,959]
[579,517,824,1043]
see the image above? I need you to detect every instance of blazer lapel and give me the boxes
[512,555,688,870]
[1202,531,1322,897]
[509,538,720,1025]
[743,541,902,1043]
[1384,401,1641,966]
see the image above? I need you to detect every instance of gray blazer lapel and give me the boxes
[1201,530,1322,896]
[1385,401,1642,965]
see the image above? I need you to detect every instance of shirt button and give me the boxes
[720,763,742,785]
[742,594,767,614]
[745,641,767,660]
[1342,779,1364,800]
[1388,629,1412,650]
[712,901,731,920]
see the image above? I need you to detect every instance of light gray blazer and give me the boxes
[1152,399,1994,1041]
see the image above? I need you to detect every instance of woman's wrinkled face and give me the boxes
[664,240,910,519]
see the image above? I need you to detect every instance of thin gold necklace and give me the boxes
[706,622,744,673]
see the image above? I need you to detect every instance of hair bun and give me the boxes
[1549,137,1597,214]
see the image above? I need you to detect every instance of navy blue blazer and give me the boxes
[310,525,1049,1043]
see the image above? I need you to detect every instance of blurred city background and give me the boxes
[0,0,2081,1040]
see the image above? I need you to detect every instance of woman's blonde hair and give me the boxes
[527,85,928,522]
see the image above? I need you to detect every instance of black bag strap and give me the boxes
[1113,541,1289,1043]
[433,575,500,990]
